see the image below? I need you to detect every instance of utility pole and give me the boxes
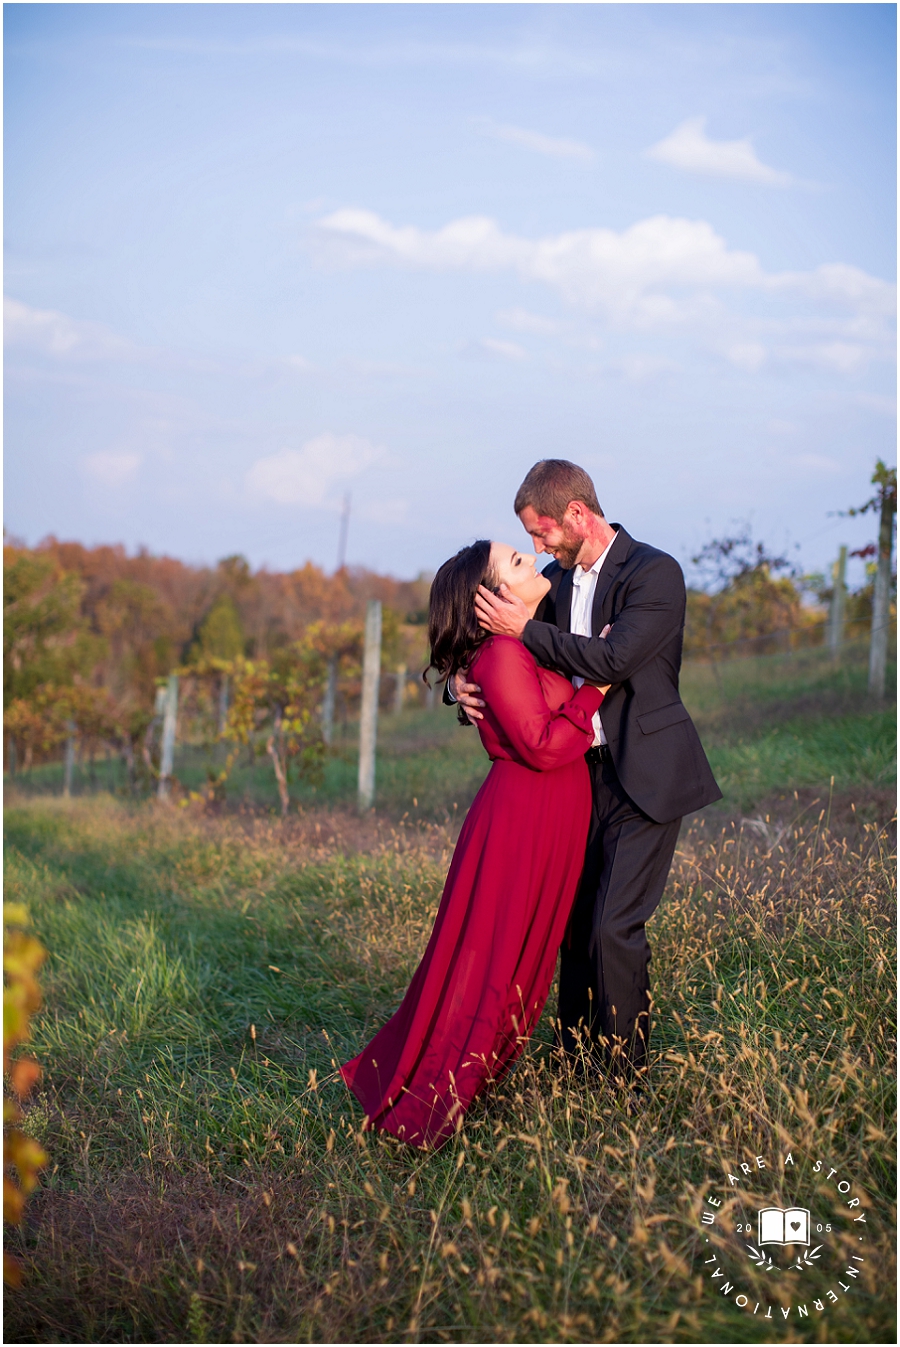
[158,674,179,799]
[358,600,381,810]
[828,545,847,658]
[336,493,351,571]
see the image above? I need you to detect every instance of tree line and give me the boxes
[3,539,431,790]
[4,482,892,795]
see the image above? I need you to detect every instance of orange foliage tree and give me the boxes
[4,535,433,784]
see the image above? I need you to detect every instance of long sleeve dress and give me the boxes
[340,634,605,1149]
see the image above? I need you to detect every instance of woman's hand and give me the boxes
[588,626,612,693]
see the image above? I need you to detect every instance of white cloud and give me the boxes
[5,296,137,361]
[768,263,896,320]
[81,451,142,487]
[472,116,595,162]
[777,341,870,374]
[317,207,895,373]
[318,208,764,323]
[726,342,768,372]
[644,116,793,186]
[245,433,382,507]
[3,296,226,377]
[496,307,560,335]
[474,337,528,361]
[613,353,680,383]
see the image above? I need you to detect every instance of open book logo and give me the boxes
[758,1206,810,1246]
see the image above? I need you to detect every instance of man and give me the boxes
[452,459,721,1091]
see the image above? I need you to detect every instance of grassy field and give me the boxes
[4,643,896,1344]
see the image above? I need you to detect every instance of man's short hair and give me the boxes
[514,459,603,523]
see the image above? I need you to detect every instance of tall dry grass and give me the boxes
[3,790,895,1343]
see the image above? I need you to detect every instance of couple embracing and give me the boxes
[341,459,721,1148]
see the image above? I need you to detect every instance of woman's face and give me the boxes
[489,542,551,609]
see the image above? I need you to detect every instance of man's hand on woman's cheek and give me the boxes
[474,584,529,639]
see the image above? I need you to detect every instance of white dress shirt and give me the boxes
[569,531,617,747]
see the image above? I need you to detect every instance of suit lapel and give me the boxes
[557,567,575,632]
[590,525,632,633]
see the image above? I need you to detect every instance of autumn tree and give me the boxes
[193,593,245,661]
[685,528,814,658]
[95,578,175,705]
[3,547,103,708]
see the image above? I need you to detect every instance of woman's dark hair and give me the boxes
[424,540,497,702]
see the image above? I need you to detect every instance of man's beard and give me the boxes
[551,526,584,570]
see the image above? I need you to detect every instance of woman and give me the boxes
[340,539,608,1149]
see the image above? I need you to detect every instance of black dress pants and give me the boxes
[556,753,681,1080]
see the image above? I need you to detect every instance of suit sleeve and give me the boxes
[522,552,685,684]
[475,637,603,771]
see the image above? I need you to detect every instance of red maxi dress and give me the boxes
[340,634,604,1149]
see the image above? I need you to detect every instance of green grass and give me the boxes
[706,709,896,812]
[10,705,490,822]
[4,641,896,1343]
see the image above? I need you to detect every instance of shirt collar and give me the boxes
[572,530,618,583]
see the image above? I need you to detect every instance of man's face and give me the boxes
[518,504,585,570]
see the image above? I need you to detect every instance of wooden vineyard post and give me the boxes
[358,600,382,811]
[868,487,896,698]
[63,721,76,798]
[158,675,179,799]
[217,673,229,735]
[828,545,847,658]
[393,666,406,715]
[321,655,337,747]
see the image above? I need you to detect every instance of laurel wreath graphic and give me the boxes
[745,1245,778,1272]
[745,1243,823,1273]
[790,1244,823,1271]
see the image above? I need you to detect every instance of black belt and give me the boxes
[585,744,613,765]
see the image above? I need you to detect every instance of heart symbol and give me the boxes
[790,1221,801,1231]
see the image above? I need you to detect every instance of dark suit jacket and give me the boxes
[523,525,721,824]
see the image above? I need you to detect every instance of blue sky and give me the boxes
[4,3,896,587]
